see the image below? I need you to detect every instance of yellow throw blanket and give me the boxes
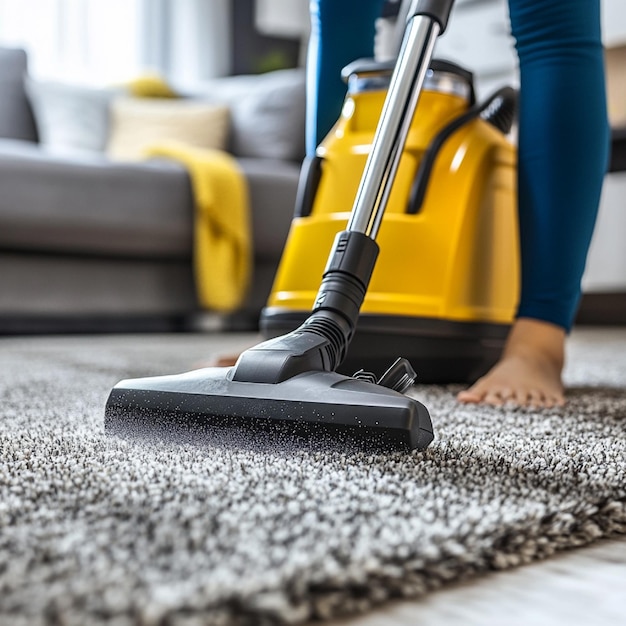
[145,142,251,313]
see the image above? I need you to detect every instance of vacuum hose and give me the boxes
[407,85,518,214]
[301,230,379,370]
[481,85,518,134]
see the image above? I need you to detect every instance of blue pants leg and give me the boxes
[508,0,610,330]
[306,0,385,155]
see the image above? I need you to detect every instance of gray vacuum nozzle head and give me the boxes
[105,367,434,452]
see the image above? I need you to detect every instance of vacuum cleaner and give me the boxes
[105,0,493,451]
[260,21,519,383]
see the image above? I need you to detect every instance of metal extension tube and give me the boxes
[347,14,441,239]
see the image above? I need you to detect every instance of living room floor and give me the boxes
[0,326,626,626]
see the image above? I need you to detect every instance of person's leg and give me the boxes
[458,0,610,406]
[306,0,385,155]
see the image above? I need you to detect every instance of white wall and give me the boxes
[255,0,309,38]
[583,173,626,293]
[166,0,232,81]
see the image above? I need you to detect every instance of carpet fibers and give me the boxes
[1,330,625,625]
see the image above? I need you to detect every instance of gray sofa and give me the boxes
[0,47,306,332]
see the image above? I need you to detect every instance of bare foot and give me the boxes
[457,318,566,408]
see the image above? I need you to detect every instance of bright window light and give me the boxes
[0,0,143,85]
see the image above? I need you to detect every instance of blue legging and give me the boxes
[307,0,610,331]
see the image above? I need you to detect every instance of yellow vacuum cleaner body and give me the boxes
[261,60,520,382]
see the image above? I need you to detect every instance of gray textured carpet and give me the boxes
[1,329,625,626]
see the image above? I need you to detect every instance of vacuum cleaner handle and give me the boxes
[390,0,454,59]
[410,0,455,34]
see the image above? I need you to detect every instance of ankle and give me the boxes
[504,318,566,369]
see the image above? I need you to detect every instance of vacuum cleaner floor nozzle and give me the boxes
[105,367,433,451]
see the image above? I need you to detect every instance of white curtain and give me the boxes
[140,0,232,85]
[0,0,232,85]
[0,0,144,83]
[255,0,309,38]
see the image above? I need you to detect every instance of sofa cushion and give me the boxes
[185,68,306,162]
[107,97,231,161]
[0,139,302,263]
[24,77,120,152]
[0,48,38,142]
[0,139,194,259]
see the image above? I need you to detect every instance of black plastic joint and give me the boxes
[323,230,379,289]
[412,0,454,34]
[312,273,366,327]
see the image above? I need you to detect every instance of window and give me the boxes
[0,0,144,84]
[0,0,284,86]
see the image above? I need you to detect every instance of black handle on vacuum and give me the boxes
[412,0,455,34]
